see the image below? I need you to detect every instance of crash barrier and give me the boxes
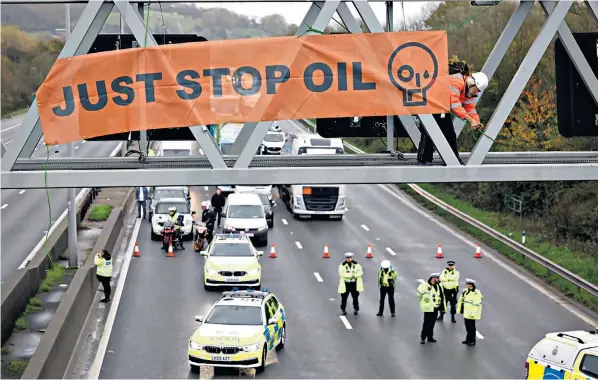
[0,144,124,346]
[300,118,598,300]
[22,188,134,380]
[36,31,449,145]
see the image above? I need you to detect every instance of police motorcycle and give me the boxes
[158,214,185,251]
[192,221,209,252]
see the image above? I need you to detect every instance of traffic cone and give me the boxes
[133,242,141,257]
[474,244,483,258]
[269,244,277,258]
[322,244,330,259]
[167,243,175,257]
[365,244,373,259]
[435,244,444,259]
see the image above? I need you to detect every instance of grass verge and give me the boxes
[88,204,113,222]
[6,360,28,377]
[398,184,598,312]
[1,108,27,119]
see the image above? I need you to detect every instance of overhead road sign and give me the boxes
[36,31,449,145]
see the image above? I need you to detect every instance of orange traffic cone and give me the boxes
[435,244,444,259]
[322,244,330,259]
[365,244,373,259]
[133,242,141,257]
[269,244,277,258]
[474,244,483,258]
[167,243,175,257]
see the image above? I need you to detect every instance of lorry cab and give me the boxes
[526,330,598,380]
[158,141,193,157]
[279,133,346,221]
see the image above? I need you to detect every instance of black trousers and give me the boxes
[340,282,359,311]
[421,310,438,341]
[465,318,477,343]
[443,288,458,316]
[416,113,462,164]
[97,274,112,300]
[214,208,223,226]
[378,286,395,314]
[137,200,146,218]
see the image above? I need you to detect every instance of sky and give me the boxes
[194,2,431,28]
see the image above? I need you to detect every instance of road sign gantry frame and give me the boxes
[1,0,597,189]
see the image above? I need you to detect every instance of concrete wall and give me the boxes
[22,188,134,379]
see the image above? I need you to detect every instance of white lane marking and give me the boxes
[89,218,142,379]
[281,218,288,225]
[34,147,38,151]
[75,145,79,150]
[339,316,353,330]
[295,241,303,249]
[386,247,396,256]
[204,186,209,191]
[5,140,12,145]
[313,272,323,282]
[476,331,485,340]
[378,184,598,327]
[19,190,25,195]
[1,123,21,132]
[361,224,370,231]
[1,204,7,210]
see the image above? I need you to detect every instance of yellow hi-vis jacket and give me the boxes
[337,261,364,293]
[440,268,460,290]
[457,288,483,320]
[416,282,438,313]
[378,268,398,288]
[95,255,113,277]
[147,148,155,156]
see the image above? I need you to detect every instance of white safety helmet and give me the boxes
[168,206,177,213]
[471,72,489,92]
[201,201,209,208]
[381,260,390,269]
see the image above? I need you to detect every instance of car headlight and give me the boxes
[242,343,261,353]
[294,196,305,209]
[336,196,346,210]
[257,225,267,231]
[189,341,203,350]
[205,268,219,275]
[247,268,260,275]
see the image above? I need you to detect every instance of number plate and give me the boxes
[211,355,232,361]
[239,232,254,237]
[225,277,240,283]
[313,211,328,215]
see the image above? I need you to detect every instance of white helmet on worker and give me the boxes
[381,260,390,269]
[471,72,489,92]
[201,201,209,209]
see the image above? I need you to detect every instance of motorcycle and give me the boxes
[159,217,184,251]
[193,221,208,252]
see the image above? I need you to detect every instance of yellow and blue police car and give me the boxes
[526,330,598,379]
[188,289,287,373]
[200,234,263,290]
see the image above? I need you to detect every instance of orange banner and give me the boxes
[37,31,449,144]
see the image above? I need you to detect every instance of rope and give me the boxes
[446,3,498,33]
[296,25,325,38]
[144,1,151,47]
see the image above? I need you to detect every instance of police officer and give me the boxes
[431,273,446,321]
[439,260,460,322]
[377,260,397,317]
[458,278,483,346]
[337,252,364,316]
[201,201,216,243]
[167,206,185,249]
[417,274,439,344]
[94,249,112,303]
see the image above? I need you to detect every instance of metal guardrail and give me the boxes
[300,119,598,299]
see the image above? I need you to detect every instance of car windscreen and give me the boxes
[227,205,264,219]
[205,305,262,326]
[211,243,254,257]
[264,134,284,142]
[161,149,190,157]
[258,194,269,206]
[155,202,189,214]
[153,190,185,201]
[220,143,234,154]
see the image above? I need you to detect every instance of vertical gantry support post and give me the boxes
[137,1,149,154]
[385,1,394,151]
[453,0,533,137]
[351,0,421,148]
[1,1,114,173]
[468,0,573,166]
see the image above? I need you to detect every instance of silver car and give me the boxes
[149,187,189,219]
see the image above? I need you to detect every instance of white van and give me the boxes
[158,141,193,157]
[222,193,269,247]
[279,133,347,220]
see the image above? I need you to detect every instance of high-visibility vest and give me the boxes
[457,289,483,320]
[378,268,397,287]
[440,268,460,290]
[449,73,480,123]
[416,282,438,313]
[337,262,364,293]
[95,256,113,277]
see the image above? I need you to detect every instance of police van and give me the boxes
[279,133,346,220]
[526,330,598,379]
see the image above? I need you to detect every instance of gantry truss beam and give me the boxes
[1,0,597,189]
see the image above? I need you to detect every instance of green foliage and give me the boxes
[1,347,8,356]
[6,360,29,377]
[88,204,114,222]
[14,317,27,331]
[39,264,65,293]
[24,296,42,315]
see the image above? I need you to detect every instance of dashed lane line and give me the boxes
[1,204,7,210]
[75,145,79,150]
[386,247,396,256]
[339,316,353,330]
[313,272,323,282]
[281,218,288,225]
[204,186,209,191]
[476,331,485,340]
[19,190,25,195]
[361,224,370,231]
[295,241,303,249]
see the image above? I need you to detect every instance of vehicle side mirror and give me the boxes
[268,317,277,325]
[191,211,196,215]
[195,315,203,322]
[187,195,191,200]
[200,250,208,256]
[256,251,264,256]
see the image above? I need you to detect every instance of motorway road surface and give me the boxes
[96,122,595,378]
[1,114,120,281]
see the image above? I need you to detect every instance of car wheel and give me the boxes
[150,227,160,241]
[277,324,286,349]
[256,343,268,373]
[190,364,199,373]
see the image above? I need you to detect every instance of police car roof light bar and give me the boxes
[215,233,249,239]
[221,291,269,299]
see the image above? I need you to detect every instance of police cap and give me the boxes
[466,278,476,285]
[447,260,455,266]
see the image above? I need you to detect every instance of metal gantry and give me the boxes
[1,0,597,189]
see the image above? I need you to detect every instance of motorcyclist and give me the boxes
[201,201,216,243]
[167,206,185,249]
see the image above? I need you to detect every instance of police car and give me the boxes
[526,330,598,379]
[188,289,287,373]
[200,234,264,290]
